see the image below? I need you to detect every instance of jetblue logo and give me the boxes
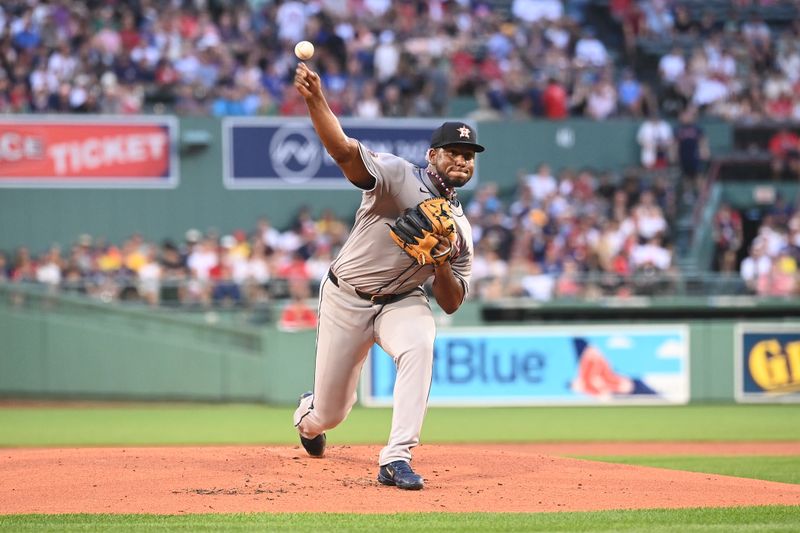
[269,125,322,183]
[432,340,545,384]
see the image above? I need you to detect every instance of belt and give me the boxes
[327,270,411,305]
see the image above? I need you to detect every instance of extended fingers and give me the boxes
[294,64,318,90]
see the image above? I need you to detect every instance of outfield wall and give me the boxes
[2,285,798,404]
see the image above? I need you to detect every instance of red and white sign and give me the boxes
[0,117,178,188]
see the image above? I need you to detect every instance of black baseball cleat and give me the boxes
[299,433,326,457]
[297,391,326,457]
[377,460,424,490]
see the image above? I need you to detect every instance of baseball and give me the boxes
[294,41,314,60]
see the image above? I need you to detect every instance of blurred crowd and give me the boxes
[0,0,797,120]
[2,0,798,309]
[0,165,681,307]
[641,4,800,123]
[467,166,677,300]
[0,208,348,321]
[714,193,800,297]
[8,150,800,306]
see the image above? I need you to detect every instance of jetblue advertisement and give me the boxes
[223,118,478,189]
[361,326,689,406]
[735,323,800,403]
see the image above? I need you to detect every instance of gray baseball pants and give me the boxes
[293,274,435,466]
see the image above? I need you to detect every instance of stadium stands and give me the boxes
[2,0,799,308]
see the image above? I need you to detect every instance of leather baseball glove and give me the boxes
[388,197,457,266]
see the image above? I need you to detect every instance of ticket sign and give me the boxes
[0,117,179,188]
[736,324,800,403]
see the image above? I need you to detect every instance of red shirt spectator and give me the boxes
[766,95,793,121]
[610,0,633,20]
[479,57,503,82]
[279,300,318,331]
[768,129,800,159]
[277,252,310,281]
[542,79,568,119]
[119,13,141,52]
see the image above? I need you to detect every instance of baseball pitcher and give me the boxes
[291,62,484,490]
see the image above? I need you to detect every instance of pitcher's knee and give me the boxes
[314,405,351,430]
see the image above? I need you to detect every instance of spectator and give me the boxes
[768,128,800,180]
[257,217,282,253]
[632,190,667,240]
[617,69,644,117]
[555,258,583,298]
[673,107,710,194]
[585,74,617,120]
[526,164,557,203]
[574,29,609,68]
[741,12,771,50]
[658,46,686,87]
[542,77,568,119]
[480,210,515,262]
[740,238,772,293]
[187,236,218,283]
[713,204,744,270]
[137,245,162,307]
[768,194,795,228]
[35,246,63,289]
[278,280,317,331]
[672,5,697,36]
[636,113,674,169]
[761,249,796,297]
[512,0,564,24]
[520,261,555,301]
[630,236,672,294]
[643,0,674,39]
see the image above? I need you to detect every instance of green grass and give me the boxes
[580,456,800,485]
[1,404,799,447]
[2,406,798,531]
[1,507,799,532]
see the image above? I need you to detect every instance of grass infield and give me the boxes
[0,404,798,447]
[2,404,798,530]
[1,506,799,532]
[579,455,800,485]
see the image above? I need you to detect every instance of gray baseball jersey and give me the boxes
[293,142,473,466]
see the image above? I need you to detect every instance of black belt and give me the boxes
[327,270,411,305]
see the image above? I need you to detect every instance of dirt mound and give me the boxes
[2,443,799,514]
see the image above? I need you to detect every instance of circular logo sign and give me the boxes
[269,125,322,183]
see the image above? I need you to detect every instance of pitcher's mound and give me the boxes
[2,443,800,514]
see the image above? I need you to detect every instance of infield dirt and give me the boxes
[2,443,800,514]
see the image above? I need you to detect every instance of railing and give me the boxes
[0,282,265,350]
[2,268,793,309]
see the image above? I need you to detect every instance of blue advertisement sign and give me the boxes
[736,324,800,403]
[222,118,479,189]
[361,326,689,406]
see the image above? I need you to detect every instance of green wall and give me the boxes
[3,285,794,404]
[477,118,731,192]
[0,117,731,253]
[0,285,315,403]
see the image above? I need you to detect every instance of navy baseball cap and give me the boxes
[430,122,485,152]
